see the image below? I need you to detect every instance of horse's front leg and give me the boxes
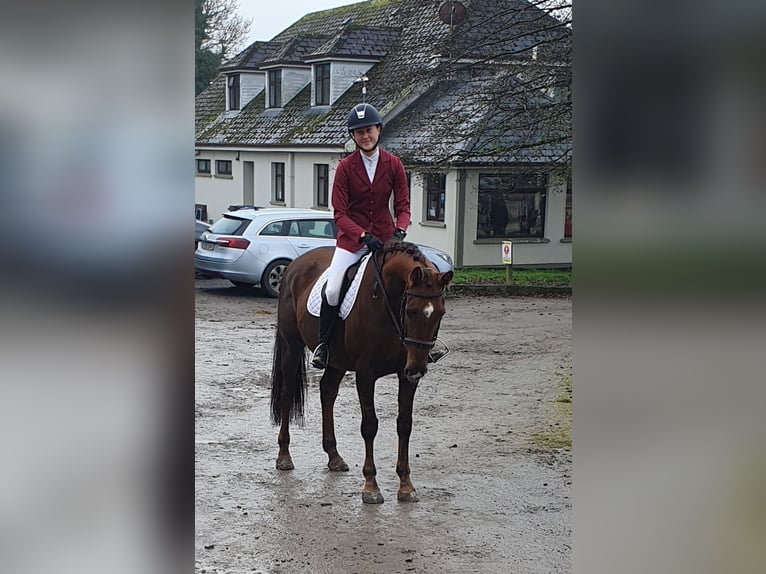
[396,371,419,502]
[355,372,383,504]
[320,366,349,472]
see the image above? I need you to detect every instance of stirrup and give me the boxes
[311,343,328,369]
[427,339,450,364]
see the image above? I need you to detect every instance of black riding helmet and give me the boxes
[347,103,383,132]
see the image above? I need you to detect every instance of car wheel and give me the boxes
[262,259,291,298]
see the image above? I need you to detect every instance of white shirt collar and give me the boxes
[361,148,379,163]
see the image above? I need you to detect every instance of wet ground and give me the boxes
[195,278,571,573]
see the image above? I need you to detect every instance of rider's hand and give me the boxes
[362,233,384,252]
[393,228,406,241]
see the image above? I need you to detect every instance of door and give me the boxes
[243,161,254,206]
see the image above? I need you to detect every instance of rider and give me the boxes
[311,102,411,370]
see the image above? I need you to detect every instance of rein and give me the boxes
[370,250,444,349]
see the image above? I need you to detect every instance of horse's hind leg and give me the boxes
[275,333,306,471]
[320,366,349,472]
[355,372,383,504]
[396,371,419,502]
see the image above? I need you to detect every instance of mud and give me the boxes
[196,278,571,573]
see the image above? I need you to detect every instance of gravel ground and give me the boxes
[196,278,571,574]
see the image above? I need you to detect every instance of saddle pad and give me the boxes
[307,254,372,319]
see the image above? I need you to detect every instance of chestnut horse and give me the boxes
[270,241,453,504]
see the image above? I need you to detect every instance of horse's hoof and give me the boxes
[362,491,384,504]
[397,490,419,503]
[327,457,349,472]
[275,456,294,471]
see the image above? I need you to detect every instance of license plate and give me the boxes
[201,241,214,251]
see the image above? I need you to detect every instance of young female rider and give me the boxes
[311,103,410,369]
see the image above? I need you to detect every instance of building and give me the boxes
[195,0,571,267]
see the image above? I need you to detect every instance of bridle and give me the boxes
[370,249,445,349]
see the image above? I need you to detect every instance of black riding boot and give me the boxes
[311,294,339,369]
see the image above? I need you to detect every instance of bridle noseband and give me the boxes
[370,250,444,349]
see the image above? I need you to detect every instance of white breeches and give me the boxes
[324,246,369,306]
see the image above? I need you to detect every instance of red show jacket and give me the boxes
[332,148,411,252]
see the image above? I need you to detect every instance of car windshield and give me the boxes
[210,215,250,236]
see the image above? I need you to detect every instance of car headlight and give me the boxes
[435,252,453,266]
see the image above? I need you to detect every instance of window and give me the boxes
[260,218,336,238]
[195,204,208,222]
[268,69,282,108]
[315,164,329,207]
[425,174,446,222]
[272,162,285,203]
[293,219,336,238]
[314,63,330,105]
[477,173,547,239]
[564,181,572,238]
[196,158,210,175]
[216,160,232,176]
[227,74,240,110]
[209,215,250,235]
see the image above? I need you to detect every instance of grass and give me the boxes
[530,371,572,450]
[453,267,571,287]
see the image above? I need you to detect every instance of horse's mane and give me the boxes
[382,241,427,265]
[381,241,440,286]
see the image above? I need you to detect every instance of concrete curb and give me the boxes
[448,284,571,297]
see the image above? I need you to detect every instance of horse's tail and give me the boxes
[270,331,307,426]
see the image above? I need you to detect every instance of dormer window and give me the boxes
[227,74,240,110]
[268,70,282,108]
[314,63,330,105]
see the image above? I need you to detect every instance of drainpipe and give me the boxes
[455,169,466,268]
[288,152,295,207]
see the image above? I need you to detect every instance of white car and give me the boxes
[195,207,454,297]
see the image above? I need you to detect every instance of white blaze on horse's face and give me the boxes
[423,302,434,319]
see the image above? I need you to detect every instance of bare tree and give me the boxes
[202,0,252,60]
[386,0,572,174]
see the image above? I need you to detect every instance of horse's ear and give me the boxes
[409,266,424,285]
[440,270,454,288]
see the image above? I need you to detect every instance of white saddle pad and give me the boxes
[307,254,372,319]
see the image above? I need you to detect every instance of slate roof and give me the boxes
[195,0,571,166]
[260,36,328,66]
[219,41,281,71]
[307,26,401,60]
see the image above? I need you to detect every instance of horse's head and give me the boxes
[399,263,454,382]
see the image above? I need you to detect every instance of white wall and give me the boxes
[194,150,572,267]
[329,61,374,105]
[460,170,572,267]
[195,149,343,222]
[239,72,265,108]
[407,172,458,257]
[282,67,311,106]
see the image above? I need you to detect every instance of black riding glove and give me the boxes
[362,233,384,252]
[393,228,407,241]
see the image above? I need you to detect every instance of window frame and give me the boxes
[196,158,211,175]
[272,162,285,203]
[476,173,548,240]
[425,173,446,222]
[314,63,330,106]
[268,69,282,108]
[227,74,240,110]
[314,163,329,208]
[215,160,232,177]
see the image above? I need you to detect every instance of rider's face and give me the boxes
[351,125,381,154]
